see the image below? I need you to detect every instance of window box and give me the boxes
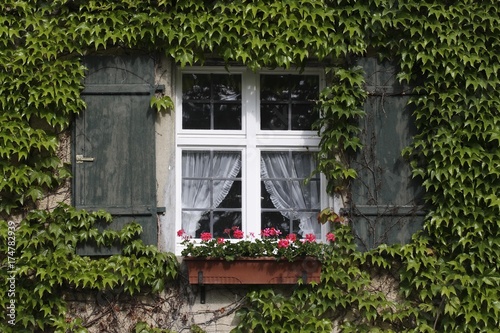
[184,256,321,285]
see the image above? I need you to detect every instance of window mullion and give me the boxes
[244,71,261,237]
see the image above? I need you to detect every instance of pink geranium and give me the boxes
[233,229,244,239]
[178,224,338,260]
[304,233,316,243]
[200,232,212,241]
[262,227,281,238]
[326,232,336,242]
[277,239,290,248]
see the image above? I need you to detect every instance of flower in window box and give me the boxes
[304,233,316,243]
[326,232,336,242]
[200,232,212,242]
[277,239,290,248]
[178,222,338,262]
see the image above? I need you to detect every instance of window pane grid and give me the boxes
[182,73,242,130]
[260,74,319,131]
[178,70,322,242]
[260,150,321,237]
[181,150,242,238]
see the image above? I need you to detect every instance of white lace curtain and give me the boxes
[261,152,320,236]
[182,150,319,237]
[181,151,241,237]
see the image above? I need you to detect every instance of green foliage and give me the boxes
[314,66,367,193]
[150,95,174,114]
[395,2,500,331]
[1,0,499,331]
[179,227,335,262]
[0,205,178,332]
[234,226,416,332]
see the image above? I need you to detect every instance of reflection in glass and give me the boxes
[260,74,319,131]
[182,103,210,129]
[260,104,287,130]
[214,104,242,130]
[291,104,315,130]
[182,73,242,130]
[196,211,242,239]
[261,211,300,236]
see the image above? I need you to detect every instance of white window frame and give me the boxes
[175,67,329,254]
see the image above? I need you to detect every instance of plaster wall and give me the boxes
[155,56,177,254]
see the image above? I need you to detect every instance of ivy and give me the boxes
[0,205,178,332]
[314,66,367,193]
[1,0,500,332]
[234,226,417,332]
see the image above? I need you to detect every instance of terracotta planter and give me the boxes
[184,256,321,285]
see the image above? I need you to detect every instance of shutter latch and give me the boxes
[76,155,95,163]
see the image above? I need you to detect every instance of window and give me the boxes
[176,68,325,250]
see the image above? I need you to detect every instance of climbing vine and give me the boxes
[1,0,499,332]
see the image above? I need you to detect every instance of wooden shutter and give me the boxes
[346,58,425,251]
[74,55,157,255]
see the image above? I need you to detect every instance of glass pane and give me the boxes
[291,104,317,130]
[291,76,319,101]
[261,75,289,101]
[212,211,242,238]
[212,74,241,101]
[216,179,241,208]
[260,74,319,131]
[292,151,318,176]
[183,74,211,100]
[182,150,242,238]
[182,73,242,130]
[261,211,289,233]
[260,151,320,234]
[260,182,275,208]
[182,103,210,129]
[214,104,241,129]
[260,104,288,130]
[181,180,211,208]
[262,179,319,210]
[261,212,302,236]
[300,179,320,209]
[194,213,211,238]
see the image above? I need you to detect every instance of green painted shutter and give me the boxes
[74,55,157,255]
[347,58,425,251]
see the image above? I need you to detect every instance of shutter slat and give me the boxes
[82,84,152,95]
